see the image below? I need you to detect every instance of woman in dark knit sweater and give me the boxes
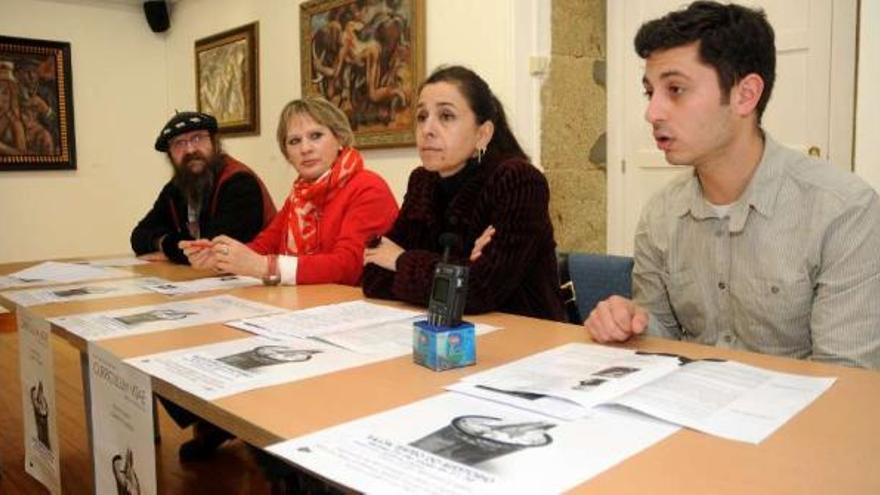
[363,65,564,321]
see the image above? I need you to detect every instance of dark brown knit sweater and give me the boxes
[362,155,565,321]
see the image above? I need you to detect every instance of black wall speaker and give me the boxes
[143,1,170,33]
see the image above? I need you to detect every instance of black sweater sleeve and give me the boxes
[130,174,266,264]
[130,183,177,257]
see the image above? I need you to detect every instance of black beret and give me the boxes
[154,111,218,152]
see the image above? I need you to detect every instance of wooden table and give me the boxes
[4,261,879,494]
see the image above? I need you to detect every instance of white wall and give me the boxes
[0,0,168,263]
[854,0,880,192]
[0,0,543,263]
[163,0,540,204]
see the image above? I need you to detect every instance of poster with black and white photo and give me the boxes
[0,261,133,290]
[17,307,61,494]
[126,336,378,400]
[144,275,261,296]
[49,295,282,341]
[266,393,679,494]
[88,343,157,495]
[2,277,170,307]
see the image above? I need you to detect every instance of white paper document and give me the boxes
[610,359,835,443]
[144,275,261,296]
[17,307,61,494]
[0,261,133,290]
[3,277,169,307]
[89,344,157,495]
[228,300,423,340]
[450,343,835,443]
[451,344,682,419]
[75,257,150,267]
[126,336,379,400]
[49,295,283,341]
[267,392,679,494]
[318,319,499,357]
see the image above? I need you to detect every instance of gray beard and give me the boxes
[172,152,224,206]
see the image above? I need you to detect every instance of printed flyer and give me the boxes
[88,343,157,495]
[18,307,61,494]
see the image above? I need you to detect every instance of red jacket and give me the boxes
[248,169,398,285]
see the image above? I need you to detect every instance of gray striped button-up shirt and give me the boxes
[635,136,880,369]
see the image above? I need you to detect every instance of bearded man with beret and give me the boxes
[131,111,276,264]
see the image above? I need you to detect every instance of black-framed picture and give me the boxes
[195,22,260,136]
[300,0,425,148]
[0,35,76,171]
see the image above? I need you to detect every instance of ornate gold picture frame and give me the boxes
[0,35,76,171]
[300,0,425,148]
[195,22,260,135]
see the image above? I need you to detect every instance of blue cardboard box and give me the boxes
[413,320,475,371]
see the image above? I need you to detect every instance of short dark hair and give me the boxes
[419,65,527,163]
[634,1,776,121]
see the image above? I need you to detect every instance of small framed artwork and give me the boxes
[195,22,260,135]
[0,35,76,171]
[300,0,425,148]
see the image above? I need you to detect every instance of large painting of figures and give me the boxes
[301,0,425,148]
[0,35,76,171]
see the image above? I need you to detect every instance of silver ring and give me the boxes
[221,246,230,255]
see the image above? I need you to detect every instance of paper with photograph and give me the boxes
[144,275,261,296]
[49,295,283,341]
[17,307,61,494]
[74,257,150,267]
[89,343,157,495]
[126,336,379,400]
[3,277,170,307]
[609,359,835,443]
[450,343,835,443]
[317,318,499,358]
[228,300,423,340]
[0,261,133,290]
[267,392,679,494]
[450,344,682,419]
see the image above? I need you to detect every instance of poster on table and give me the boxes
[74,257,150,267]
[49,295,282,341]
[227,300,423,340]
[144,275,261,296]
[88,343,157,495]
[127,336,378,400]
[267,392,679,494]
[17,307,61,494]
[2,277,169,307]
[0,261,132,290]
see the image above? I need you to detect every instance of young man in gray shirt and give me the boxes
[584,1,880,369]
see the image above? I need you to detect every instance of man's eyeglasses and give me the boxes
[169,132,211,152]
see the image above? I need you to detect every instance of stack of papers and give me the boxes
[449,343,835,443]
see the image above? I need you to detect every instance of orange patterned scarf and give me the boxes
[285,147,364,255]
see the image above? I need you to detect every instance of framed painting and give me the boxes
[300,0,425,148]
[195,22,260,135]
[0,35,76,171]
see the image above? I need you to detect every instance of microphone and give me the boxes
[438,232,460,263]
[427,232,469,327]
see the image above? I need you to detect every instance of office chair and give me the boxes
[558,252,634,324]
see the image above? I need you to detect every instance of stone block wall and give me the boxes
[542,0,607,253]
